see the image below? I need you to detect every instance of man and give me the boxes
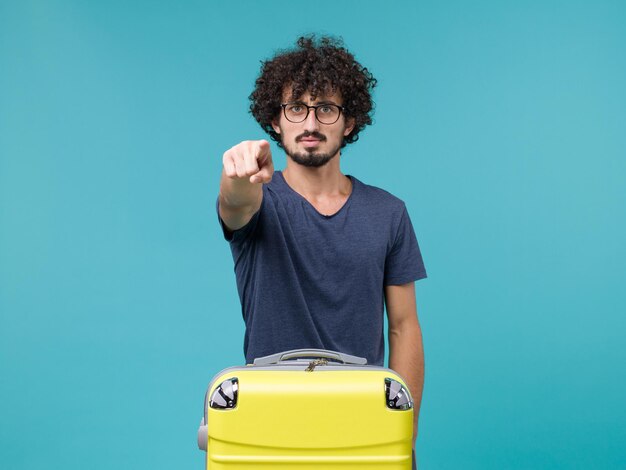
[217,36,427,467]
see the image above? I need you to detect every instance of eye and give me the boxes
[289,105,304,113]
[319,106,333,114]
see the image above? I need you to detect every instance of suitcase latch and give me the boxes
[305,358,329,372]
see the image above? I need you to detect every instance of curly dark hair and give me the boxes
[249,35,377,149]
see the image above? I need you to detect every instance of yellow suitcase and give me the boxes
[197,348,414,469]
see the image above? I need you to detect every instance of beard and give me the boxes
[287,149,338,168]
[282,131,342,168]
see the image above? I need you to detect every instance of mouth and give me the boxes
[300,138,322,147]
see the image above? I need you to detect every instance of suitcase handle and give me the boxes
[253,348,368,366]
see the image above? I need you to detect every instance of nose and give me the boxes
[302,107,320,132]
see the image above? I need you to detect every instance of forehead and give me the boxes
[282,87,343,104]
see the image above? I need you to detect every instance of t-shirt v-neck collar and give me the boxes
[274,170,356,219]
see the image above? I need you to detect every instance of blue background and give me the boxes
[1,1,625,468]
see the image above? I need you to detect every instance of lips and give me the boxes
[300,139,321,147]
[296,131,326,148]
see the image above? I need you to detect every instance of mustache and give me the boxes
[296,131,326,142]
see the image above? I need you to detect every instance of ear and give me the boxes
[343,117,356,137]
[271,118,281,134]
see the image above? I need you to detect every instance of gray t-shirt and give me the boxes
[218,171,426,366]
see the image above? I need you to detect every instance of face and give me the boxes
[272,89,355,168]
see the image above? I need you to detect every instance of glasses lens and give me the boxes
[316,105,340,124]
[284,104,307,123]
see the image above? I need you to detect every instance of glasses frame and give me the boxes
[280,102,346,125]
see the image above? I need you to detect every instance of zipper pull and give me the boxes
[305,358,329,372]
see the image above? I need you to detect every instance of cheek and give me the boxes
[283,126,297,138]
[336,125,350,138]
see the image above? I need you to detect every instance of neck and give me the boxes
[282,152,351,197]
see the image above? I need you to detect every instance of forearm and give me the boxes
[388,318,424,447]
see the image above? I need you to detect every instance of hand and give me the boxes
[223,140,274,184]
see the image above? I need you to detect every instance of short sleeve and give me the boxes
[216,196,262,244]
[384,206,427,285]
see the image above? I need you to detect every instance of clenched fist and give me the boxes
[222,140,274,184]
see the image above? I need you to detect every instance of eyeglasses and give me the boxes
[280,102,345,125]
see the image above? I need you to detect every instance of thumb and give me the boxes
[249,161,274,184]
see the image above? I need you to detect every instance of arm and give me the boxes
[385,282,424,450]
[219,140,274,232]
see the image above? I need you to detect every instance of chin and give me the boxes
[288,151,336,168]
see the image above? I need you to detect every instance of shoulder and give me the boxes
[351,176,407,214]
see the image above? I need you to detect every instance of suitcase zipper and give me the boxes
[304,358,329,371]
